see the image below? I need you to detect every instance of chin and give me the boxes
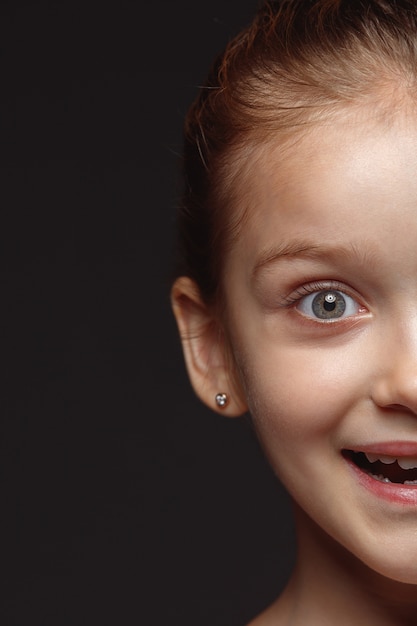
[298,505,417,589]
[368,558,417,586]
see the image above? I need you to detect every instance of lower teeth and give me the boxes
[370,473,391,483]
[369,472,417,485]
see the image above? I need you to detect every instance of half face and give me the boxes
[222,107,417,584]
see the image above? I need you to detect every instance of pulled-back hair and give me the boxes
[175,0,417,304]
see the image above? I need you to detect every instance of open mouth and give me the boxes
[343,450,417,485]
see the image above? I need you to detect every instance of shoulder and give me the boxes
[246,590,293,626]
[246,604,284,626]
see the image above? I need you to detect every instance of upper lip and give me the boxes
[346,442,417,456]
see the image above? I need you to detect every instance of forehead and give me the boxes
[226,107,417,269]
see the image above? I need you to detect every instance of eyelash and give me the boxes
[281,281,350,307]
[278,280,369,326]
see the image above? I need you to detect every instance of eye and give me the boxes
[297,289,359,320]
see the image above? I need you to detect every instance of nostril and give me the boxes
[382,404,417,415]
[388,404,412,411]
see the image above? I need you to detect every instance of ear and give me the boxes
[171,276,248,417]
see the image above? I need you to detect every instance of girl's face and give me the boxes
[222,106,417,583]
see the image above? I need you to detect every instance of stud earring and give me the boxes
[215,393,228,408]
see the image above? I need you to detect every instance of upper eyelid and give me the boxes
[279,280,357,307]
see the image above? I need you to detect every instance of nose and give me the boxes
[371,326,417,415]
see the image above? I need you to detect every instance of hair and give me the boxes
[175,0,417,306]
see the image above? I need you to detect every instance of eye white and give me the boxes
[297,290,359,320]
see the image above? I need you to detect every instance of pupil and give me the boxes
[324,299,336,311]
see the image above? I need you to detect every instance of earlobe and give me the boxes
[171,276,248,417]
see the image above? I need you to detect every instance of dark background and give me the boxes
[0,1,295,624]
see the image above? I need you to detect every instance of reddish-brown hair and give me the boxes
[175,0,417,304]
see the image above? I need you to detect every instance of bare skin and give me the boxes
[248,506,417,625]
[172,103,417,624]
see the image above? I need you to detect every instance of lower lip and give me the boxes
[344,455,417,506]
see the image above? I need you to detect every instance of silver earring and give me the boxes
[215,393,228,408]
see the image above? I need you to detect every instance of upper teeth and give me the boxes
[365,453,417,470]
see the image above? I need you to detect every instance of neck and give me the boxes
[268,504,417,626]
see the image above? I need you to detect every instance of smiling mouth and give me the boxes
[343,450,417,485]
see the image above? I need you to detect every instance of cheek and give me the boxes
[237,347,354,501]
[238,344,364,447]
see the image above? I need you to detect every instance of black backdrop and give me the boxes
[0,2,295,624]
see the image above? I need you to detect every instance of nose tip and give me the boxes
[370,317,417,415]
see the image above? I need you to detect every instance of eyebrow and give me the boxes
[252,239,379,277]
